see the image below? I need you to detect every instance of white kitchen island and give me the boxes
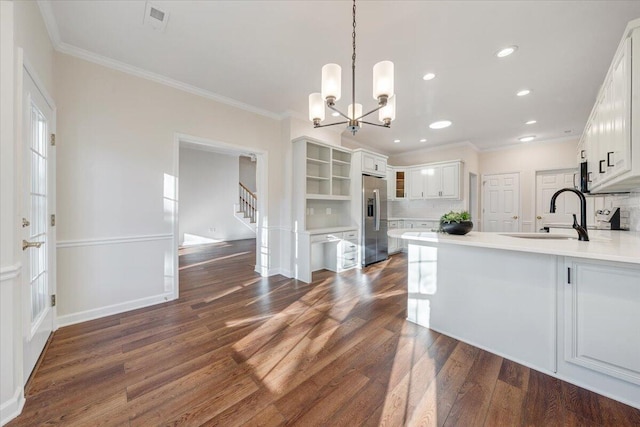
[389,228,640,409]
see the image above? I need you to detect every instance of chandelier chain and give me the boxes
[352,0,356,119]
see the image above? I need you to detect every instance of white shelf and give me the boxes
[307,175,330,181]
[332,159,350,165]
[307,157,330,165]
[332,175,350,180]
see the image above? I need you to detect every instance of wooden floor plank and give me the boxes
[8,239,640,426]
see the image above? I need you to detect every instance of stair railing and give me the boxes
[239,182,257,224]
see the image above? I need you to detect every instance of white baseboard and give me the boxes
[0,386,25,426]
[267,267,293,278]
[56,292,175,327]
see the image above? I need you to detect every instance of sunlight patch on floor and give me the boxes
[181,233,224,246]
[178,251,250,271]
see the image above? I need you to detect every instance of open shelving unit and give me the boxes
[293,137,354,231]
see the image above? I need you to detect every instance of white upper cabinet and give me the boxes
[361,151,387,177]
[408,161,462,200]
[393,168,407,200]
[387,166,395,200]
[584,24,639,193]
[408,168,426,199]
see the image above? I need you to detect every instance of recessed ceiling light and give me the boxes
[429,120,452,129]
[422,73,436,81]
[331,111,340,117]
[519,135,536,142]
[393,139,400,143]
[419,138,427,142]
[496,45,518,58]
[525,120,537,125]
[517,89,531,97]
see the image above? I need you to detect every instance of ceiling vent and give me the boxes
[144,2,169,32]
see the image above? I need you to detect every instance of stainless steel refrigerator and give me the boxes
[362,175,388,266]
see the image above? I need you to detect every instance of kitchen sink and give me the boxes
[500,233,573,239]
[500,233,611,242]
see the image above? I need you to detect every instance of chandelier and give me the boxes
[308,0,396,135]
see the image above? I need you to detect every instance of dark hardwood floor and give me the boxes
[9,238,640,426]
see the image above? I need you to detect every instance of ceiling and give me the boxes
[42,1,640,154]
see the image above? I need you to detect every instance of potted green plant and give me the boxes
[440,211,473,235]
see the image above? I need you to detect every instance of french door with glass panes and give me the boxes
[22,67,55,382]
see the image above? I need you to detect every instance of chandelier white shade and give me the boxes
[308,0,396,135]
[379,94,396,123]
[308,93,325,122]
[321,64,342,101]
[373,60,394,99]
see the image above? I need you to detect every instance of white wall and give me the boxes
[54,52,283,324]
[239,155,257,193]
[479,138,578,231]
[179,148,255,243]
[1,1,56,423]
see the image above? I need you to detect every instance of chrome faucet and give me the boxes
[550,188,589,241]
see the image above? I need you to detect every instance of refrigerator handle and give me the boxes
[374,189,380,231]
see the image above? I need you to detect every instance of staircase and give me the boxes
[235,182,257,233]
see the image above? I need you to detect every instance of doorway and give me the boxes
[482,172,520,232]
[21,64,56,382]
[172,134,268,299]
[535,168,579,230]
[469,173,478,229]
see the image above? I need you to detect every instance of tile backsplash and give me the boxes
[389,199,465,220]
[602,191,640,231]
[389,191,640,231]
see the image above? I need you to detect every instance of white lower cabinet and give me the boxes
[388,221,400,254]
[316,230,359,274]
[562,258,640,386]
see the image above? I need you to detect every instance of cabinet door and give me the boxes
[440,163,460,198]
[375,158,387,175]
[362,153,377,173]
[395,169,406,199]
[362,153,386,176]
[564,259,640,385]
[607,37,632,180]
[588,106,603,189]
[408,168,425,199]
[387,166,396,200]
[424,165,442,198]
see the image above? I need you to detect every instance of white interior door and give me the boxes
[535,169,579,229]
[22,68,55,383]
[482,173,520,232]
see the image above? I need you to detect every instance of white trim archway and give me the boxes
[171,133,269,300]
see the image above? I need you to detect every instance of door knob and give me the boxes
[22,218,30,228]
[22,240,43,251]
[536,216,542,220]
[512,216,519,220]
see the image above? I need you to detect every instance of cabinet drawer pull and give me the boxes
[607,151,614,167]
[599,160,605,174]
[580,149,586,159]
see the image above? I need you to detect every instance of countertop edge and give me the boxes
[389,229,640,265]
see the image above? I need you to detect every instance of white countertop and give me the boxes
[388,217,440,222]
[304,226,357,235]
[388,228,640,265]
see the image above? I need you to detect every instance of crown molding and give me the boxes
[37,0,61,47]
[37,1,284,121]
[479,135,579,153]
[56,42,284,121]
